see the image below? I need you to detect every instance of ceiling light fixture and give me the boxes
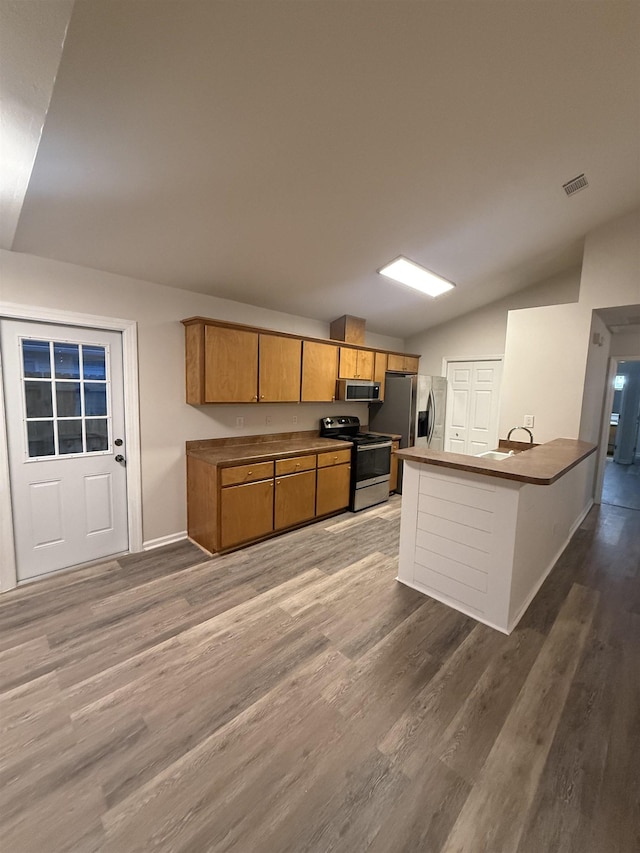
[378,256,455,298]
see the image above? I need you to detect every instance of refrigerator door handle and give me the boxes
[427,389,435,446]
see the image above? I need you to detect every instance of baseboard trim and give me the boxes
[143,531,188,551]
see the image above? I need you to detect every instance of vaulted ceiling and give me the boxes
[3,1,639,338]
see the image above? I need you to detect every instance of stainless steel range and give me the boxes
[320,416,392,511]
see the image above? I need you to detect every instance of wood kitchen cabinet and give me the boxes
[258,334,301,402]
[205,325,258,402]
[337,347,374,380]
[187,443,353,554]
[374,351,387,400]
[387,353,420,374]
[301,340,338,402]
[184,321,302,404]
[316,448,351,516]
[219,460,275,548]
[183,316,420,405]
[220,479,274,549]
[389,440,400,492]
[275,468,317,530]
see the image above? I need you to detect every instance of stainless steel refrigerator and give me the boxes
[368,374,447,493]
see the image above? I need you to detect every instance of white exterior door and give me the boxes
[445,360,503,455]
[1,320,129,581]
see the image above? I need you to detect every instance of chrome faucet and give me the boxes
[507,426,534,443]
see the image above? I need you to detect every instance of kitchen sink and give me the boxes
[474,450,514,461]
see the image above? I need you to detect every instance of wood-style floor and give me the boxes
[602,456,640,511]
[1,497,639,852]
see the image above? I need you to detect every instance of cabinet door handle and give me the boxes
[260,395,265,399]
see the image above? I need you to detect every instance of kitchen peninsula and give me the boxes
[395,438,597,633]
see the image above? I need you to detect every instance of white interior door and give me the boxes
[1,320,129,581]
[445,360,502,455]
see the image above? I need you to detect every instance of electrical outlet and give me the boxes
[265,416,272,426]
[292,415,298,425]
[524,414,535,428]
[235,416,244,429]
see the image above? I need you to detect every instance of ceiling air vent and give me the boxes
[562,173,589,196]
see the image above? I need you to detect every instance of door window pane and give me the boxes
[25,381,53,418]
[58,420,84,454]
[56,382,82,417]
[85,418,109,452]
[84,383,107,416]
[22,340,51,378]
[27,421,55,457]
[83,346,106,380]
[54,343,80,379]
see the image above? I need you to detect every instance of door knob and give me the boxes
[115,454,126,465]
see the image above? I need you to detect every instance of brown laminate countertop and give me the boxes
[395,438,597,485]
[186,431,352,467]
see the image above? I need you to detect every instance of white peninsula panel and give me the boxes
[398,450,595,633]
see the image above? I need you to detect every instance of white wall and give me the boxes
[499,302,593,443]
[579,208,640,310]
[500,207,640,444]
[406,267,581,377]
[610,328,640,357]
[578,313,612,445]
[0,249,403,546]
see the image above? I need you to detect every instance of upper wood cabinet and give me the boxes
[182,317,419,404]
[387,353,420,374]
[258,334,301,402]
[205,325,258,403]
[184,320,302,404]
[301,340,338,402]
[338,347,374,380]
[374,351,387,400]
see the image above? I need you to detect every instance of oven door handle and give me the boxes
[356,442,392,452]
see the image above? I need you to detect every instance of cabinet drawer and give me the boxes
[317,448,352,468]
[220,461,274,486]
[275,454,316,476]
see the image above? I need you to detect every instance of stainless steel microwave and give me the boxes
[336,379,382,402]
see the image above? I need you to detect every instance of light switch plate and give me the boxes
[524,414,534,428]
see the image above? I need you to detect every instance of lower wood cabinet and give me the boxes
[188,446,353,554]
[316,459,351,516]
[389,440,400,492]
[220,479,274,549]
[275,469,317,530]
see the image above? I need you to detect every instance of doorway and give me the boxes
[0,305,142,591]
[600,358,640,511]
[443,358,503,455]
